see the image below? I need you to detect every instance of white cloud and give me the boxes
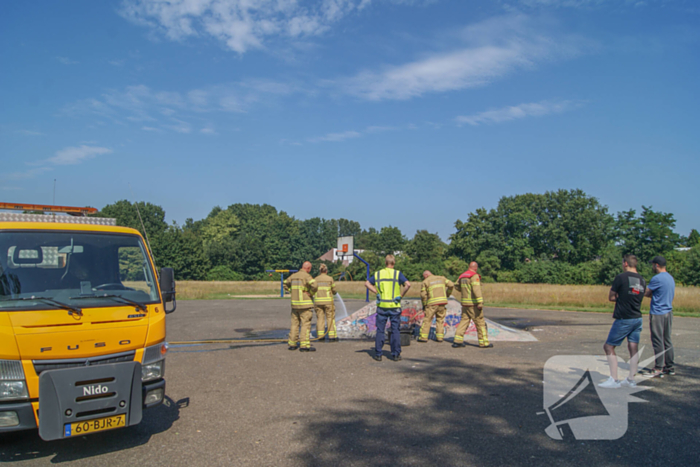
[162,120,192,134]
[335,15,589,101]
[63,80,295,126]
[509,0,655,8]
[15,129,44,136]
[455,100,583,125]
[200,127,217,134]
[365,125,397,133]
[47,145,113,165]
[2,167,53,181]
[142,126,164,132]
[109,59,126,66]
[307,130,361,143]
[119,0,425,54]
[56,56,79,65]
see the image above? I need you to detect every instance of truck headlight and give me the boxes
[0,381,28,401]
[0,360,28,401]
[141,361,164,382]
[141,343,166,382]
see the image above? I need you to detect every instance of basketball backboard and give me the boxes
[337,236,354,258]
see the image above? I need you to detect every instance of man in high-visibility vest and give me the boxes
[283,261,318,352]
[314,264,338,342]
[365,255,411,361]
[452,261,492,348]
[419,270,454,343]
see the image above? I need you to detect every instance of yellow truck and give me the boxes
[0,203,176,440]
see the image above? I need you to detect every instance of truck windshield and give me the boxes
[0,231,159,311]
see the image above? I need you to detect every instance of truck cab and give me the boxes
[0,204,176,440]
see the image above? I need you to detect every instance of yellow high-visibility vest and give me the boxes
[375,268,403,309]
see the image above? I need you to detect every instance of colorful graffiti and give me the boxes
[336,299,537,342]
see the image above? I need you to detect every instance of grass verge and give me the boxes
[174,281,699,317]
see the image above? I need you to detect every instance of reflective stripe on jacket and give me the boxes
[314,273,336,304]
[375,268,402,309]
[284,271,318,309]
[421,275,454,306]
[456,273,483,306]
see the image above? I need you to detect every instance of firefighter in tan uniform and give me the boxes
[452,262,492,348]
[418,271,454,343]
[283,261,318,352]
[314,264,338,342]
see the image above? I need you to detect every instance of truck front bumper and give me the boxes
[0,402,37,433]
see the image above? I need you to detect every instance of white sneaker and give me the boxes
[598,376,621,388]
[620,378,637,388]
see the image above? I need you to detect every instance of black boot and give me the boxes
[452,342,466,348]
[300,346,317,352]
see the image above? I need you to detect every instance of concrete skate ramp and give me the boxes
[336,299,537,342]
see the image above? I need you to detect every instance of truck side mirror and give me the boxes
[160,267,176,313]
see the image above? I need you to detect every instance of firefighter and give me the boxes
[365,255,411,361]
[418,270,454,343]
[283,261,318,352]
[452,261,492,348]
[314,264,338,342]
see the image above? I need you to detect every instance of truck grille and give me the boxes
[33,351,136,375]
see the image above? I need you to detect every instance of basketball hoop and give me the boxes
[336,236,354,261]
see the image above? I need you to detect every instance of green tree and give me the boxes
[374,226,407,256]
[688,229,700,247]
[201,209,240,248]
[475,250,501,279]
[450,189,613,269]
[98,200,169,240]
[406,230,446,263]
[157,226,210,280]
[615,206,680,262]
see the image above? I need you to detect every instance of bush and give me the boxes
[678,246,700,286]
[496,270,518,283]
[207,265,244,281]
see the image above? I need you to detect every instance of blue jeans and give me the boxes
[606,318,643,346]
[375,307,402,356]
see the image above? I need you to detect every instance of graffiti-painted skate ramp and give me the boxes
[336,299,537,342]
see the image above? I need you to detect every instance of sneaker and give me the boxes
[389,354,402,362]
[620,378,637,388]
[299,347,316,352]
[598,377,621,389]
[643,369,664,378]
[662,368,675,376]
[372,353,382,362]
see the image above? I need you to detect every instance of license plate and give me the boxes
[64,414,126,437]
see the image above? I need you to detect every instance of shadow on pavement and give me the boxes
[292,358,700,466]
[0,396,188,464]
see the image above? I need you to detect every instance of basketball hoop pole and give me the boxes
[266,269,298,298]
[353,253,371,302]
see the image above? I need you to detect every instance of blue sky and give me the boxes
[1,0,698,240]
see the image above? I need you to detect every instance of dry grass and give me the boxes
[175,281,700,316]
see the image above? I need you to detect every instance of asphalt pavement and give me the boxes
[2,299,699,466]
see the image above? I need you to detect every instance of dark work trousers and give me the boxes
[650,312,674,370]
[375,307,402,356]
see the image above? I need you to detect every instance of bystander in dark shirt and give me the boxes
[611,271,646,320]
